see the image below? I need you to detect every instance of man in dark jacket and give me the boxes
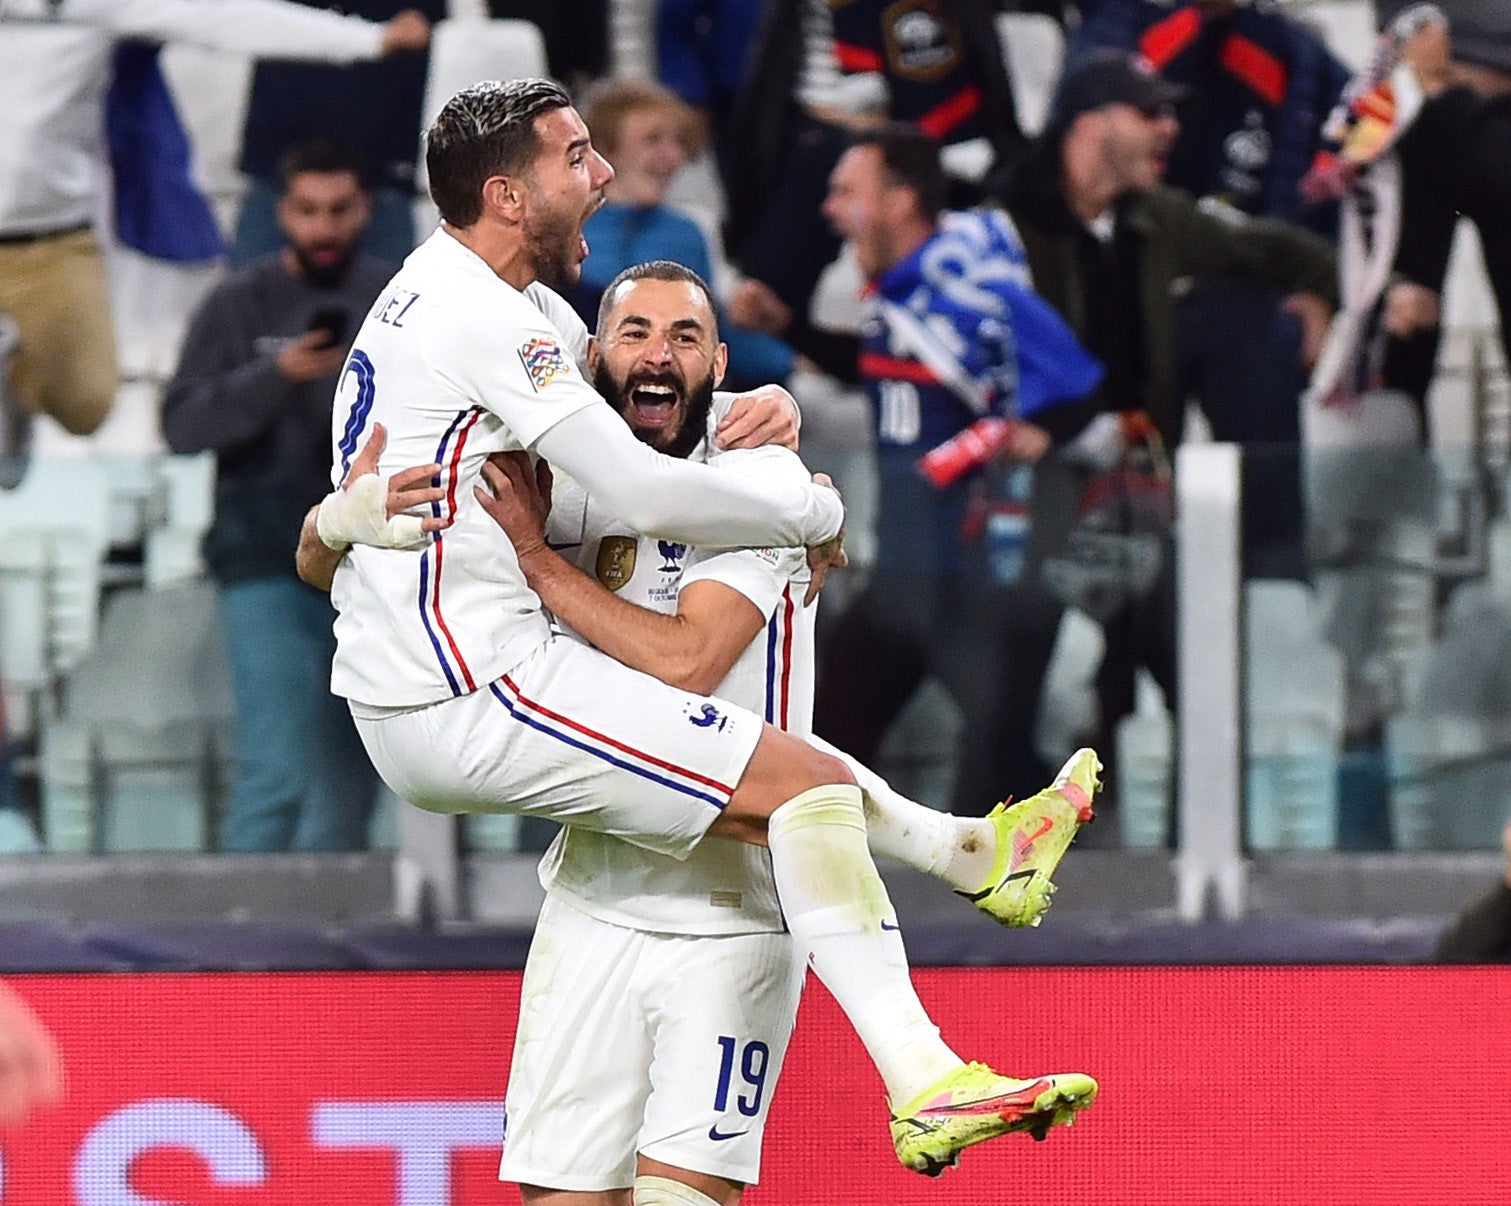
[987,50,1345,812]
[1070,2,1352,580]
[163,139,389,852]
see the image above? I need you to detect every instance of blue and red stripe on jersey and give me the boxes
[417,407,484,695]
[489,674,737,810]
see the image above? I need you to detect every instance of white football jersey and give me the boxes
[327,231,604,707]
[538,415,815,936]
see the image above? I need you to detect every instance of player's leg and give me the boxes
[808,733,1100,929]
[710,728,1098,1174]
[500,897,648,1202]
[520,1188,629,1206]
[361,640,1098,1171]
[632,1168,733,1205]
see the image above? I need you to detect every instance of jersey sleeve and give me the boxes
[679,446,810,615]
[524,282,592,374]
[426,293,603,450]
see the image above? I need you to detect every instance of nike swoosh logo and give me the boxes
[881,920,901,931]
[708,1124,750,1141]
[1013,816,1056,861]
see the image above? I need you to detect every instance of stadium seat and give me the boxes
[145,453,216,589]
[1244,580,1346,850]
[0,457,113,742]
[996,12,1066,137]
[41,580,233,853]
[1291,0,1378,72]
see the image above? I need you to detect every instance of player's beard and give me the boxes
[598,363,716,461]
[524,203,584,290]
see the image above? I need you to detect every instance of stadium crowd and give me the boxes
[0,0,1507,868]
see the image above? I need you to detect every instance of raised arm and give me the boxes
[6,0,428,61]
[532,404,842,550]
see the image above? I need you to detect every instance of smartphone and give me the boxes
[306,306,350,346]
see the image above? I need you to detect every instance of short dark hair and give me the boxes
[425,77,573,227]
[849,123,948,222]
[277,137,365,192]
[595,260,719,338]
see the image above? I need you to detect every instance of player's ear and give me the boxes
[586,336,602,375]
[481,174,523,221]
[711,342,728,389]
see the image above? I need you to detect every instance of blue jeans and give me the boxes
[217,577,377,851]
[231,178,416,268]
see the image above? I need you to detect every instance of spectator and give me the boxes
[578,78,796,392]
[723,0,1028,320]
[1379,0,1511,413]
[0,0,429,440]
[1075,0,1349,228]
[162,139,387,853]
[731,124,1103,815]
[987,50,1353,816]
[1072,0,1353,579]
[232,0,446,268]
[1433,819,1511,962]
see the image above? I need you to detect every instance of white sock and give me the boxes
[633,1175,722,1206]
[767,784,962,1104]
[807,735,997,893]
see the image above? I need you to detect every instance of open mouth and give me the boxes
[628,382,679,427]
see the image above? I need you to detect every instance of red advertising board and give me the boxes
[2,966,1508,1204]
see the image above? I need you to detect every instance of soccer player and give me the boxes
[308,77,1096,1182]
[472,259,1102,1203]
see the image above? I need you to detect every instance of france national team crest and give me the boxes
[657,541,687,573]
[686,702,730,732]
[596,536,637,592]
[518,337,571,392]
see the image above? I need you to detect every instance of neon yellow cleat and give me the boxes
[890,1062,1098,1177]
[960,747,1102,928]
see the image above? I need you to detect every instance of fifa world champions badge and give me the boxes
[518,338,571,392]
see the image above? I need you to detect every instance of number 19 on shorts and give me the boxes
[713,1036,770,1117]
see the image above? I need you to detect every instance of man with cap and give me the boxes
[983,49,1350,826]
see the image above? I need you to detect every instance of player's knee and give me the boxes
[632,1176,727,1206]
[767,729,854,792]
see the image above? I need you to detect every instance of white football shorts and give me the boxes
[499,894,805,1191]
[353,636,764,859]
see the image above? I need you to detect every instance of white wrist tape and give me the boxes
[316,474,426,550]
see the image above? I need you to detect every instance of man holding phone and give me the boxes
[163,137,392,852]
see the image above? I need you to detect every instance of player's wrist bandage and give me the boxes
[315,474,426,551]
